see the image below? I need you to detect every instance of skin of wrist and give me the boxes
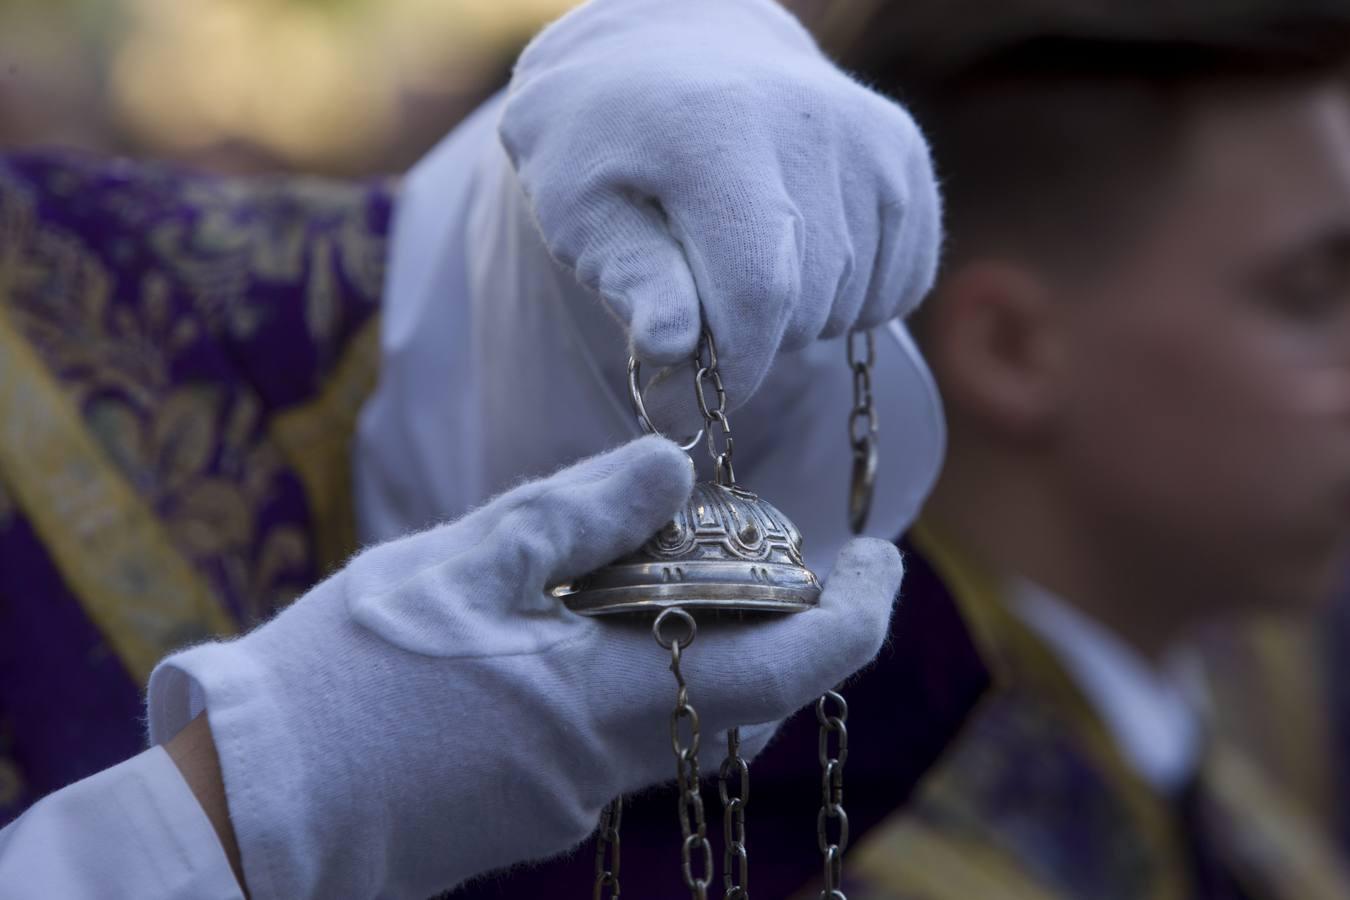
[165,713,249,898]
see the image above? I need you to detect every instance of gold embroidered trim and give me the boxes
[0,308,235,684]
[906,520,1193,897]
[1205,743,1350,900]
[850,819,1058,900]
[269,317,381,575]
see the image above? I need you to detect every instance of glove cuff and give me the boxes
[147,621,380,900]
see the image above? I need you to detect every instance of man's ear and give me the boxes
[924,259,1063,438]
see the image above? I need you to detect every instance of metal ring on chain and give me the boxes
[694,368,727,424]
[820,845,846,900]
[670,703,703,759]
[846,330,878,536]
[817,690,850,899]
[847,328,876,369]
[817,712,849,772]
[681,829,714,895]
[840,333,869,896]
[628,357,704,452]
[816,692,850,736]
[697,327,720,370]
[656,606,713,900]
[693,329,737,486]
[816,802,850,853]
[719,729,751,899]
[593,797,623,899]
[848,439,877,538]
[653,607,698,650]
[848,406,879,448]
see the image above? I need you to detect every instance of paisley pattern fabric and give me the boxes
[844,526,1350,900]
[0,151,392,825]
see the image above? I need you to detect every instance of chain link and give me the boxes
[718,728,751,900]
[655,609,713,900]
[847,329,876,443]
[846,330,878,536]
[693,328,755,897]
[817,690,850,900]
[593,797,623,899]
[832,332,868,896]
[693,329,736,486]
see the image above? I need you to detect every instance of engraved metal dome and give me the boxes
[555,480,822,616]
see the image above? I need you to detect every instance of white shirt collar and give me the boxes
[1009,578,1203,792]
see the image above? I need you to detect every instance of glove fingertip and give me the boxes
[623,434,697,516]
[821,537,905,634]
[630,294,701,367]
[536,437,695,587]
[836,536,905,586]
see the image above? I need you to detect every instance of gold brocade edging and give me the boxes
[846,819,1059,900]
[1204,743,1350,900]
[269,316,381,575]
[908,520,1125,746]
[1200,617,1338,835]
[901,521,1194,900]
[0,306,235,684]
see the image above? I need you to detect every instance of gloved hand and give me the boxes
[499,0,942,434]
[147,436,903,900]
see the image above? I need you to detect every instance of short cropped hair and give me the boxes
[823,1,1350,265]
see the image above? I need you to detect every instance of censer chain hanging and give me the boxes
[558,327,879,899]
[814,327,878,900]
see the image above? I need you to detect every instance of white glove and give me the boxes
[500,0,942,433]
[148,436,904,900]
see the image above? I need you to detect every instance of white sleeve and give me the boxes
[354,94,945,575]
[0,746,243,900]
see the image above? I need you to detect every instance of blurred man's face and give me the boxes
[1056,78,1350,615]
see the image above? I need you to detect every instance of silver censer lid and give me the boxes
[554,479,821,616]
[555,331,822,617]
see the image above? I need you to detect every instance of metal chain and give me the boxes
[826,332,869,898]
[655,609,714,900]
[694,329,736,486]
[719,729,750,900]
[817,691,850,900]
[847,330,878,536]
[593,798,623,899]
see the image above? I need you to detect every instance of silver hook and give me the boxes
[628,357,704,452]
